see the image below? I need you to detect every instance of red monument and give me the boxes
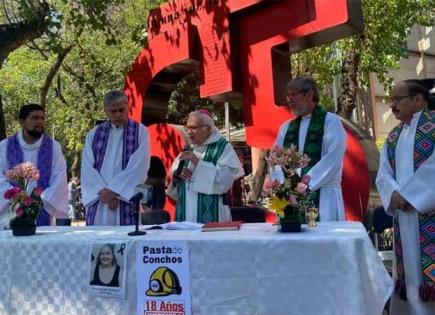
[125,0,368,221]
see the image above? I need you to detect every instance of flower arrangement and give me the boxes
[264,145,316,225]
[3,162,43,229]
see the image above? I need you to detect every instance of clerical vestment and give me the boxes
[272,109,346,221]
[0,131,68,229]
[168,130,244,223]
[81,120,150,226]
[376,109,435,315]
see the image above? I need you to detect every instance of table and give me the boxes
[0,222,393,315]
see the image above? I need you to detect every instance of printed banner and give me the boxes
[88,242,128,298]
[137,240,191,315]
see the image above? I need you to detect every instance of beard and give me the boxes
[27,128,44,139]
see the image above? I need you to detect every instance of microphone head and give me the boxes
[183,144,191,151]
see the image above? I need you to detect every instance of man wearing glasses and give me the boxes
[167,110,244,223]
[376,80,435,314]
[271,76,347,221]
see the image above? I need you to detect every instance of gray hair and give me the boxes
[402,80,429,102]
[187,110,215,128]
[103,90,128,107]
[287,77,319,103]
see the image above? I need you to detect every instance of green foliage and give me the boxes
[167,73,244,128]
[0,48,51,135]
[291,0,434,108]
[0,0,166,175]
[376,137,386,151]
[356,0,434,88]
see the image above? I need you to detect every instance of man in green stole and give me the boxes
[167,110,244,223]
[376,80,435,314]
[270,77,347,221]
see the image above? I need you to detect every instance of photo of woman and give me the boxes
[90,243,122,287]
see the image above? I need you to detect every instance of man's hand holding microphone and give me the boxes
[173,145,197,184]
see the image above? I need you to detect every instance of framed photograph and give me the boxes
[88,242,128,298]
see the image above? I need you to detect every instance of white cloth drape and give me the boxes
[0,222,393,315]
[376,110,435,315]
[167,130,244,222]
[271,112,347,221]
[0,131,68,229]
[81,122,150,226]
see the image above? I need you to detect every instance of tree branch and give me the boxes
[0,0,50,65]
[55,74,67,105]
[39,44,74,107]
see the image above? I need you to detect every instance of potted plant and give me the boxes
[264,145,316,232]
[4,162,43,236]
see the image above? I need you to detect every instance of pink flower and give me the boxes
[16,207,25,217]
[296,182,308,194]
[5,162,40,182]
[264,179,279,190]
[299,155,310,168]
[23,196,33,206]
[4,187,21,200]
[33,187,43,197]
[290,194,298,206]
[301,175,311,184]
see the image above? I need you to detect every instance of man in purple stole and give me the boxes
[376,80,435,314]
[0,104,69,229]
[81,90,150,226]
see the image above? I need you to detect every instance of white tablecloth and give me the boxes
[0,222,393,315]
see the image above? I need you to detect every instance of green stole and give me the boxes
[175,137,228,223]
[386,108,435,302]
[283,105,327,210]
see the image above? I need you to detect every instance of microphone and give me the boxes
[128,185,152,236]
[129,192,144,203]
[132,184,153,203]
[173,144,191,182]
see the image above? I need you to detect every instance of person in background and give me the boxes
[68,177,80,220]
[81,90,150,226]
[167,110,244,223]
[270,76,347,221]
[376,80,435,315]
[0,104,68,229]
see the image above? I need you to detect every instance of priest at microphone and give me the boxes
[167,110,244,223]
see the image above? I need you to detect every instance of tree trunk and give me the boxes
[40,45,74,107]
[337,46,361,119]
[0,94,6,140]
[70,152,80,178]
[248,149,268,204]
[0,1,50,65]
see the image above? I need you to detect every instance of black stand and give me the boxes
[128,194,146,236]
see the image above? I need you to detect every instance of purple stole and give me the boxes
[86,119,140,225]
[6,133,53,226]
[386,109,435,302]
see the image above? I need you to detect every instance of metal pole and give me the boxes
[224,100,230,141]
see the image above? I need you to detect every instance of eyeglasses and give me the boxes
[286,91,306,102]
[390,94,415,103]
[184,125,208,132]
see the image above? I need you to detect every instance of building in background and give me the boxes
[371,25,435,142]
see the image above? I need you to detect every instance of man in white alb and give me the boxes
[0,104,68,229]
[81,90,150,226]
[376,80,435,315]
[271,76,347,221]
[167,110,244,223]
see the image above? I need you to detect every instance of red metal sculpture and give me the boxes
[125,0,368,221]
